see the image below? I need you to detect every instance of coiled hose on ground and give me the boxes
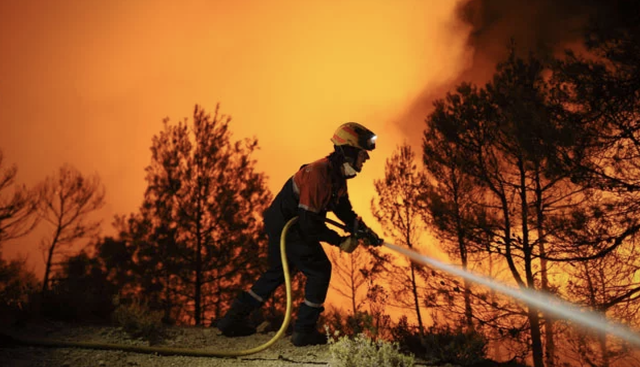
[3,217,300,357]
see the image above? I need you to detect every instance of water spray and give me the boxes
[324,216,640,347]
[4,216,640,358]
[383,241,640,347]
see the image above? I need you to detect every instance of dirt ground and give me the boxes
[0,320,437,367]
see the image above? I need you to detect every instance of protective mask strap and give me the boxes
[342,162,357,178]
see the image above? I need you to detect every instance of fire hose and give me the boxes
[2,216,376,357]
[3,217,302,357]
[4,216,640,356]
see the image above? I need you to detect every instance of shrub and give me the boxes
[422,326,487,366]
[41,252,117,322]
[392,319,487,366]
[323,309,373,337]
[112,298,164,342]
[327,329,415,367]
[0,257,39,325]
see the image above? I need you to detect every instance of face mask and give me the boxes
[342,162,357,178]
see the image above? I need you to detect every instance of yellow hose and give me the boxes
[6,217,300,358]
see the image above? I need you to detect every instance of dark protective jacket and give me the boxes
[263,153,358,245]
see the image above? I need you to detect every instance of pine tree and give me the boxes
[372,143,429,336]
[138,104,271,325]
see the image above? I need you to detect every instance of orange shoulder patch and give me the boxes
[292,158,332,213]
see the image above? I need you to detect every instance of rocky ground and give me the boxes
[0,320,438,367]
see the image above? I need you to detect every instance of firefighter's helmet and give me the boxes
[330,122,377,151]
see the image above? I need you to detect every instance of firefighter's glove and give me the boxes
[354,218,383,247]
[339,236,359,253]
[362,228,383,247]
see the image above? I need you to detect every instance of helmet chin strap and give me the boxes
[342,162,358,178]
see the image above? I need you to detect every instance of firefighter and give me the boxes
[217,122,382,347]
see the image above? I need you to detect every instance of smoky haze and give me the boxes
[395,0,606,145]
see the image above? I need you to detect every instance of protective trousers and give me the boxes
[249,220,331,332]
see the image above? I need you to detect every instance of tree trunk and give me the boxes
[599,327,609,367]
[194,191,203,326]
[194,232,202,325]
[457,224,473,329]
[41,230,61,294]
[454,189,473,329]
[214,274,221,323]
[524,238,544,367]
[540,240,555,367]
[351,255,357,315]
[42,241,55,293]
[351,288,357,316]
[528,306,545,367]
[455,231,473,330]
[519,161,543,367]
[410,263,424,335]
[535,170,555,367]
[463,278,473,329]
[163,267,173,323]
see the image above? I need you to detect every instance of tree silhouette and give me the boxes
[372,143,430,336]
[138,104,271,325]
[111,213,177,321]
[37,164,105,294]
[328,247,369,314]
[46,249,116,321]
[0,150,39,245]
[0,254,39,314]
[327,241,388,335]
[422,82,496,331]
[423,47,604,366]
[552,0,640,195]
[545,8,640,364]
[562,246,640,367]
[90,233,139,301]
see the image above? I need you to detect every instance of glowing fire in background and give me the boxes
[0,0,471,279]
[0,0,625,350]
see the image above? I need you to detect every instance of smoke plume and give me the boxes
[397,0,609,144]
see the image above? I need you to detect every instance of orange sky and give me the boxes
[0,0,475,305]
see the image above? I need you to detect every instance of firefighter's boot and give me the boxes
[291,302,327,346]
[217,292,261,337]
